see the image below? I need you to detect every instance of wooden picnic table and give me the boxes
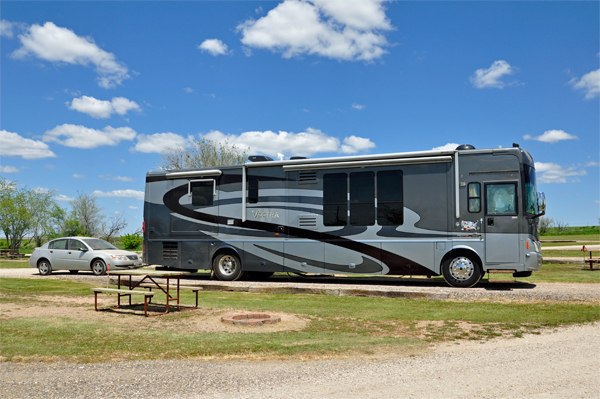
[583,251,599,271]
[94,270,197,316]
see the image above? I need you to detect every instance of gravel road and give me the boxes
[1,323,598,399]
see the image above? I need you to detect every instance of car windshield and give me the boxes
[81,238,118,250]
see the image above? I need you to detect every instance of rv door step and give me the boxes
[487,269,516,284]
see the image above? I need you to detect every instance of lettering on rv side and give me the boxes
[252,210,280,219]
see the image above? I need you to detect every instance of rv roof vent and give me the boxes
[455,144,476,150]
[290,156,307,160]
[248,155,274,162]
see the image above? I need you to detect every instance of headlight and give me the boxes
[110,255,129,261]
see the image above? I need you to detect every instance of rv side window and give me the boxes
[468,183,481,213]
[190,180,214,207]
[248,179,259,204]
[350,172,375,226]
[486,183,517,215]
[377,170,403,226]
[323,173,348,226]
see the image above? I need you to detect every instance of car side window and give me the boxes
[49,239,68,250]
[68,239,86,251]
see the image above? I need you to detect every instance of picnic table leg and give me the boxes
[94,291,99,311]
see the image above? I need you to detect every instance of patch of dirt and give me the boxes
[0,294,308,334]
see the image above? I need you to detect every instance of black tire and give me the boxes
[69,270,79,274]
[442,254,482,288]
[213,253,244,281]
[91,259,107,276]
[38,259,52,275]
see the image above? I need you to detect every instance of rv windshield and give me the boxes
[524,165,538,215]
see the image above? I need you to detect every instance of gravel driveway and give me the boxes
[1,323,598,399]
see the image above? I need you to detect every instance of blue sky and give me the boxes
[1,0,598,233]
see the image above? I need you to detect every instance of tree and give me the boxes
[102,212,128,244]
[159,138,249,169]
[0,178,56,250]
[70,192,104,237]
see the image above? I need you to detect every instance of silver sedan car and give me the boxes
[29,237,143,276]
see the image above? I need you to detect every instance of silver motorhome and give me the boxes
[143,144,546,287]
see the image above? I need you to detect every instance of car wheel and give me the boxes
[69,270,79,274]
[442,254,482,288]
[91,259,107,276]
[213,253,244,281]
[38,259,52,275]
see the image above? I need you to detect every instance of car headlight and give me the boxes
[110,255,129,261]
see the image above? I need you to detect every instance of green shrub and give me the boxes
[122,233,143,250]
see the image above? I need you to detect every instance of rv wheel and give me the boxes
[442,255,482,288]
[213,253,244,281]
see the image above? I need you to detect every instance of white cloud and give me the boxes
[183,87,195,93]
[198,39,230,56]
[67,95,140,119]
[0,165,19,173]
[43,124,137,149]
[128,206,139,210]
[432,143,460,151]
[470,60,516,89]
[72,174,85,179]
[92,189,144,200]
[34,187,50,194]
[523,129,578,143]
[203,127,375,157]
[570,68,600,100]
[55,194,74,202]
[99,175,135,182]
[0,19,14,38]
[535,162,587,184]
[237,0,392,61]
[0,130,57,159]
[11,22,130,88]
[132,132,190,153]
[352,103,365,110]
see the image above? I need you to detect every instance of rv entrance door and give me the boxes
[484,181,520,264]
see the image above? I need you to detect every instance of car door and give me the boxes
[47,239,69,270]
[67,239,90,270]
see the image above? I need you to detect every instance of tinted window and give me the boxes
[350,172,375,226]
[468,183,481,213]
[486,183,517,215]
[323,173,347,226]
[248,179,259,204]
[68,239,86,251]
[49,239,67,250]
[524,165,538,215]
[191,181,214,206]
[81,238,117,250]
[377,170,403,226]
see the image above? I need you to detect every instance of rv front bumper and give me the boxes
[525,251,543,271]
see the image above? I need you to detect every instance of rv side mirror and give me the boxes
[537,192,546,213]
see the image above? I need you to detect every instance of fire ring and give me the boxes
[221,313,281,326]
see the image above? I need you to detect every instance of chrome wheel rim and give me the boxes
[218,256,237,276]
[449,257,474,281]
[39,262,49,274]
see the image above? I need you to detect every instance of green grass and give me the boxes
[1,277,599,362]
[519,263,600,284]
[540,225,599,237]
[0,260,31,269]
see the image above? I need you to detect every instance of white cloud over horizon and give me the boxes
[237,0,393,61]
[67,95,140,119]
[0,130,57,159]
[0,165,20,173]
[470,60,517,89]
[132,132,191,153]
[198,39,230,56]
[92,189,144,200]
[43,124,137,149]
[431,143,460,151]
[535,162,588,184]
[203,127,375,157]
[570,68,600,100]
[524,129,578,143]
[10,21,130,88]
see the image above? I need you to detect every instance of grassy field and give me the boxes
[0,260,31,269]
[0,277,599,362]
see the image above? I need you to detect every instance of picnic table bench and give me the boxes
[583,251,599,271]
[91,288,155,317]
[135,283,202,310]
[1,249,21,259]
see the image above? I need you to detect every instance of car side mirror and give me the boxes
[78,247,88,252]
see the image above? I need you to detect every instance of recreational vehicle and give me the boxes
[143,144,546,287]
